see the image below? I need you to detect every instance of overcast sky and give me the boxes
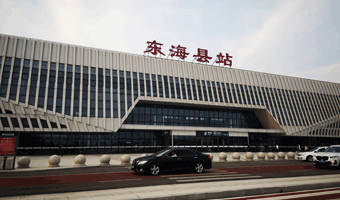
[0,0,339,83]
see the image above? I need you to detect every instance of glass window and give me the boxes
[158,75,163,97]
[191,79,197,100]
[139,73,145,96]
[201,80,208,101]
[211,81,218,102]
[179,149,196,156]
[163,76,169,98]
[206,81,213,102]
[181,78,186,99]
[169,77,175,98]
[152,74,157,97]
[10,118,19,127]
[30,118,39,128]
[133,72,138,100]
[145,74,151,96]
[196,80,203,101]
[1,117,10,127]
[40,119,49,128]
[120,71,125,118]
[21,118,30,128]
[98,68,104,117]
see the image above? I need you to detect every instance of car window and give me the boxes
[190,149,202,155]
[325,147,340,153]
[179,150,196,156]
[318,148,326,152]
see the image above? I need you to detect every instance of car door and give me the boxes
[178,150,197,169]
[160,151,178,170]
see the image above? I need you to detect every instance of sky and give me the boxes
[0,0,339,83]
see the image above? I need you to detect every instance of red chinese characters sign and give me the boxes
[144,40,233,67]
[0,137,17,155]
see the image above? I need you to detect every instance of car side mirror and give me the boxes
[314,151,318,153]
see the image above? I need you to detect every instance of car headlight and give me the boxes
[137,160,148,165]
[330,156,339,159]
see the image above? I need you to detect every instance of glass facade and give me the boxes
[125,103,264,129]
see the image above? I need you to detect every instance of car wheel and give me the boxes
[194,162,204,173]
[307,156,313,162]
[149,163,160,176]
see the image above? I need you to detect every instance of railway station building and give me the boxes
[0,34,340,155]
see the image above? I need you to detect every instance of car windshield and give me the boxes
[152,149,170,157]
[325,147,340,153]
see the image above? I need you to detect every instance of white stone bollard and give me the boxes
[277,152,285,160]
[74,154,86,167]
[48,155,60,167]
[17,157,31,168]
[100,155,111,166]
[232,153,240,161]
[121,155,131,165]
[245,152,254,161]
[267,152,275,160]
[141,154,148,157]
[219,152,227,161]
[257,152,266,161]
[287,152,295,160]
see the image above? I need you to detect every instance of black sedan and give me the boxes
[131,148,212,175]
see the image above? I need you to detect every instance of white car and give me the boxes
[313,145,340,168]
[297,146,328,162]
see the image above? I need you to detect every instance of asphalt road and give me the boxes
[1,160,339,197]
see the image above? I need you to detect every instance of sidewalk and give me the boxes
[2,174,340,200]
[1,152,296,172]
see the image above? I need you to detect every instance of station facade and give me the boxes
[0,34,340,155]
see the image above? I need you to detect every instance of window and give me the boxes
[191,79,197,100]
[47,62,56,110]
[169,77,175,98]
[158,75,163,97]
[0,57,12,98]
[64,64,73,115]
[112,70,118,118]
[181,78,186,99]
[175,77,181,99]
[90,67,96,117]
[50,121,58,129]
[186,79,192,100]
[11,118,20,127]
[196,80,203,101]
[56,64,65,113]
[163,76,169,98]
[152,74,157,97]
[145,74,151,96]
[201,80,208,101]
[9,58,21,100]
[21,118,30,128]
[73,65,81,116]
[37,61,48,108]
[82,66,89,117]
[30,118,39,128]
[1,117,9,127]
[106,69,111,118]
[40,119,49,128]
[126,71,132,109]
[179,149,196,156]
[207,81,213,102]
[120,71,125,117]
[98,68,104,117]
[216,82,223,103]
[133,72,138,100]
[211,82,218,102]
[139,73,144,96]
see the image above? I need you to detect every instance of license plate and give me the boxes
[131,165,134,169]
[319,160,325,163]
